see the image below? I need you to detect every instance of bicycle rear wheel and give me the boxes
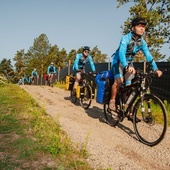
[133,94,167,146]
[103,104,119,126]
[31,77,35,85]
[80,84,92,109]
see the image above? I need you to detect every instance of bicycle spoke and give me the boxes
[103,104,119,126]
[80,84,92,109]
[70,89,77,104]
[134,94,167,146]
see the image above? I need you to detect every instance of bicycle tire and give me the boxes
[31,77,35,85]
[80,84,92,109]
[48,74,54,87]
[70,89,77,104]
[133,94,168,146]
[103,104,119,127]
[50,80,53,87]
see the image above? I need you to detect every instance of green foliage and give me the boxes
[58,48,67,68]
[67,49,77,65]
[26,33,51,76]
[1,31,108,82]
[166,57,170,62]
[0,58,14,82]
[117,0,170,61]
[91,46,107,63]
[0,74,8,85]
[13,49,27,80]
[0,84,94,169]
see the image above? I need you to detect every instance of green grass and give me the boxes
[0,84,103,170]
[163,100,170,126]
[55,81,66,89]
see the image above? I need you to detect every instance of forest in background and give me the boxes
[0,0,169,83]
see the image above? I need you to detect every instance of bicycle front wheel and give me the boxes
[50,77,54,87]
[70,89,77,104]
[50,80,53,87]
[103,104,119,127]
[133,94,168,146]
[80,84,92,109]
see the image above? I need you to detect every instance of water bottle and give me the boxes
[125,91,136,106]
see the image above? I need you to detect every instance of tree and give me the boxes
[91,46,107,63]
[0,58,14,82]
[57,48,67,69]
[166,57,170,62]
[67,49,77,65]
[27,34,51,76]
[46,45,60,69]
[117,0,170,61]
[13,49,26,77]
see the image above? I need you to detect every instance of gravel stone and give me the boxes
[21,85,170,170]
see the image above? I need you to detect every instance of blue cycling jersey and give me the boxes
[47,65,57,74]
[72,53,96,72]
[111,32,158,71]
[31,71,38,77]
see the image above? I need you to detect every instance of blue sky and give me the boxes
[0,0,169,66]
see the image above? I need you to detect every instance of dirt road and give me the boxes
[21,85,170,170]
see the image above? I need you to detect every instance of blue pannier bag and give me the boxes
[95,70,114,104]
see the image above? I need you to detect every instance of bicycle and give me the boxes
[70,72,96,109]
[47,73,55,87]
[103,68,168,146]
[30,76,38,85]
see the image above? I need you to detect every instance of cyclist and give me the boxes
[18,78,24,85]
[109,17,162,112]
[47,62,57,82]
[22,74,30,84]
[30,68,38,84]
[72,46,96,92]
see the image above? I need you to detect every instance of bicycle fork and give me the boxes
[141,98,154,125]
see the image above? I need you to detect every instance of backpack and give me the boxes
[33,71,37,76]
[49,66,54,73]
[95,70,114,104]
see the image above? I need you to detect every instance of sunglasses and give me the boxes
[84,50,89,53]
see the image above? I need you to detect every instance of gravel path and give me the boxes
[21,85,170,170]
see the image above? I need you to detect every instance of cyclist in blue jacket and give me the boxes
[31,68,38,77]
[109,17,162,111]
[31,68,38,78]
[30,68,39,84]
[47,62,57,80]
[72,46,96,91]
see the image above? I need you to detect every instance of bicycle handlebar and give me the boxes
[135,69,167,80]
[81,72,97,82]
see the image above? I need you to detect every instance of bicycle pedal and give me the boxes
[110,110,119,120]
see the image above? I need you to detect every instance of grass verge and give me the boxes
[0,84,96,170]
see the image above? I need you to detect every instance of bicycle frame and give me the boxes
[48,73,55,87]
[115,70,151,122]
[31,76,38,85]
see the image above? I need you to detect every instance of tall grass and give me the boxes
[0,84,97,169]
